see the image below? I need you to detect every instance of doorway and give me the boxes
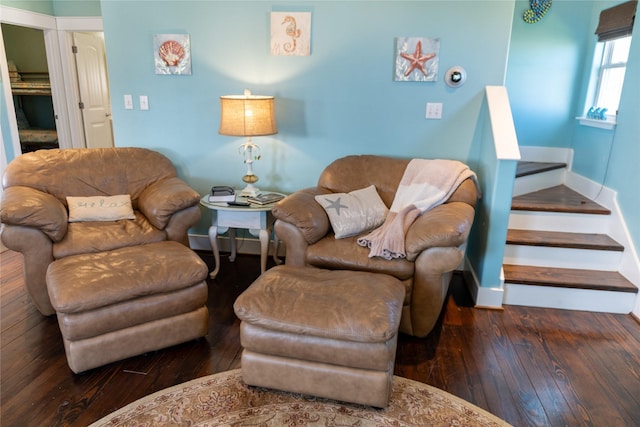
[2,23,59,153]
[0,9,110,162]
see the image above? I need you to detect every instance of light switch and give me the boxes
[139,95,149,111]
[124,94,133,110]
[425,102,443,119]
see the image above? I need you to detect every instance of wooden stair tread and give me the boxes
[511,185,611,215]
[503,264,638,293]
[516,161,566,178]
[506,229,624,251]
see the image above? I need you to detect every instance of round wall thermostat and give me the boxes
[445,66,467,88]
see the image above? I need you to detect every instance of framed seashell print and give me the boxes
[154,34,191,75]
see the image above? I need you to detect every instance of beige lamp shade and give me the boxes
[219,93,277,137]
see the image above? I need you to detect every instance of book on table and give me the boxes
[247,192,284,205]
[208,186,236,202]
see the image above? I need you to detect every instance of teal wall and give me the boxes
[506,0,593,148]
[603,16,640,259]
[52,0,100,17]
[0,0,53,14]
[100,1,515,236]
[571,0,640,249]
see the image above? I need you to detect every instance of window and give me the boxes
[585,0,637,123]
[594,35,632,116]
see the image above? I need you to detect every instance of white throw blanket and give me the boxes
[357,159,477,260]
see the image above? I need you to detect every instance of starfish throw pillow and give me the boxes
[314,185,389,239]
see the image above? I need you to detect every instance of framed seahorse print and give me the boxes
[270,12,311,56]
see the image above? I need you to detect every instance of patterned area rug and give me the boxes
[90,369,512,426]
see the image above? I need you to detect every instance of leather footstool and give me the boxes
[233,265,405,407]
[46,241,209,373]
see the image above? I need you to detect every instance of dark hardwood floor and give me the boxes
[2,249,639,427]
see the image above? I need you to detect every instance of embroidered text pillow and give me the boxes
[66,195,136,222]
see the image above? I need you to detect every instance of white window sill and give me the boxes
[576,116,617,130]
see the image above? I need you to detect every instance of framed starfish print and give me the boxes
[395,37,440,82]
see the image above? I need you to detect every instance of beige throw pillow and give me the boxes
[314,185,388,239]
[67,195,136,222]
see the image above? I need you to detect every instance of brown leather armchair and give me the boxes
[272,155,478,337]
[0,147,202,316]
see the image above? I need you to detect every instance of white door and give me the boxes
[73,32,113,148]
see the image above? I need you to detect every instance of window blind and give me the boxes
[595,0,638,42]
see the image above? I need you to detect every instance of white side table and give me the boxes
[199,195,283,279]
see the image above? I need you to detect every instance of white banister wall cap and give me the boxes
[485,86,521,161]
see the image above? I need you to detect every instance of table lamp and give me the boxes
[219,89,277,197]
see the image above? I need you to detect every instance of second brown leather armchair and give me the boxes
[272,155,478,337]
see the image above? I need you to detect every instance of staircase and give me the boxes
[502,161,638,313]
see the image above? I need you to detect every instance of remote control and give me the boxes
[227,201,250,207]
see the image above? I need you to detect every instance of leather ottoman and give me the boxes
[233,265,405,407]
[46,241,209,373]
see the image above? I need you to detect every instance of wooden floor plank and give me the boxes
[459,311,538,426]
[473,308,552,426]
[1,249,640,427]
[506,308,597,426]
[587,315,640,422]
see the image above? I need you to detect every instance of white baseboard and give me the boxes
[189,233,286,257]
[565,171,640,288]
[463,258,504,309]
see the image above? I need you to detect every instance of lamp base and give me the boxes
[240,183,261,198]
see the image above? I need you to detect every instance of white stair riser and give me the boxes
[504,245,622,271]
[518,147,573,165]
[513,169,566,196]
[508,211,610,234]
[504,284,635,314]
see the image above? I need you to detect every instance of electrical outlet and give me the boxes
[425,102,443,119]
[139,95,149,111]
[124,94,133,110]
